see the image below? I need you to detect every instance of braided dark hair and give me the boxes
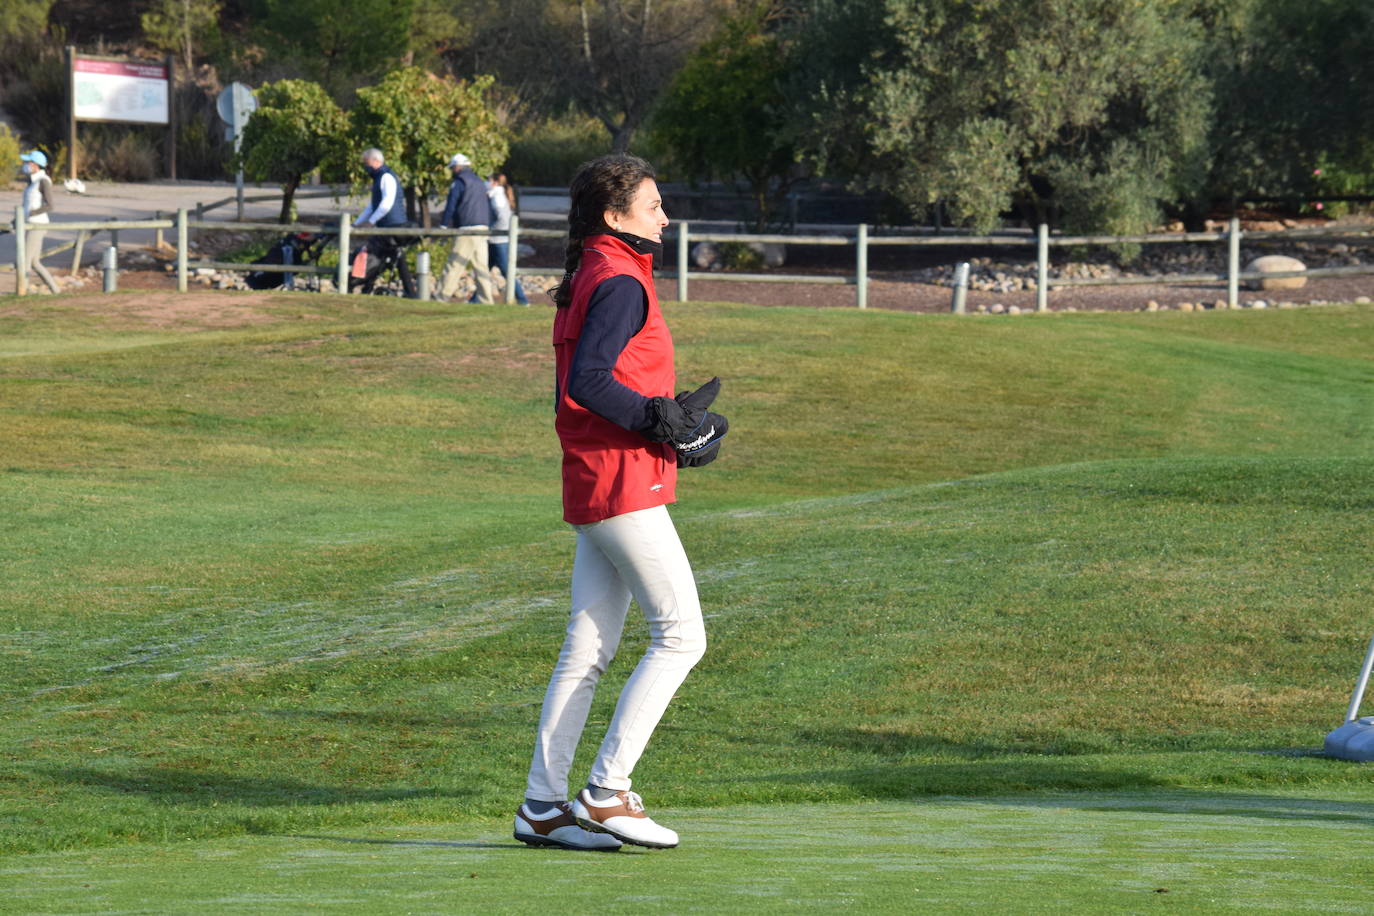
[552,154,657,308]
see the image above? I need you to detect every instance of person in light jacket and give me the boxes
[19,150,60,294]
[481,172,528,305]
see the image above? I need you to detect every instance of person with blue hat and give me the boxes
[19,150,60,294]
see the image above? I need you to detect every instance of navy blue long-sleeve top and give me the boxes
[565,275,655,433]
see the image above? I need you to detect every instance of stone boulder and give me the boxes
[1245,255,1307,290]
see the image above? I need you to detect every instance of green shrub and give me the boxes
[718,240,764,270]
[0,123,21,179]
[504,110,608,188]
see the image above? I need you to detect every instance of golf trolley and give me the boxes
[348,234,420,297]
[244,229,421,298]
[244,232,332,292]
[1324,632,1374,760]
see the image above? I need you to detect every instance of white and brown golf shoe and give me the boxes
[513,802,622,851]
[570,789,679,849]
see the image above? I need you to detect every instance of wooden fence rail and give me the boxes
[6,204,1372,309]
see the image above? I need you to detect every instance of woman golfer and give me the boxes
[514,154,727,851]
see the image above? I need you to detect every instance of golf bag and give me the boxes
[348,234,418,297]
[245,233,321,290]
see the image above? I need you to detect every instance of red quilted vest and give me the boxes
[553,235,677,524]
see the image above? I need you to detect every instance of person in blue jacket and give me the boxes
[437,153,494,303]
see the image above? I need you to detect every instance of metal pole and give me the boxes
[856,222,868,309]
[1036,223,1049,312]
[102,245,118,293]
[336,214,351,295]
[950,261,969,314]
[416,250,431,301]
[1345,633,1374,724]
[14,205,27,296]
[505,214,519,305]
[677,221,689,303]
[1227,215,1241,308]
[154,211,164,250]
[282,242,294,291]
[176,208,188,292]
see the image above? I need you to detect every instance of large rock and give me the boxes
[691,241,720,269]
[1246,255,1307,290]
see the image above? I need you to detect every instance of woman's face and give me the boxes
[607,178,669,243]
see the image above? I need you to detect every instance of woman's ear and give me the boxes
[603,209,622,232]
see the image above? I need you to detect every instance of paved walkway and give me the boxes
[1,179,568,294]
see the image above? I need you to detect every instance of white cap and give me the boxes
[449,153,471,168]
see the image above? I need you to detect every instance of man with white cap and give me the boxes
[19,150,60,294]
[436,152,494,303]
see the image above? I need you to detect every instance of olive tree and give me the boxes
[234,79,349,223]
[787,0,1214,236]
[349,67,510,227]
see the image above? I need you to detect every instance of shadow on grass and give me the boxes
[34,764,468,808]
[993,792,1374,826]
[285,833,519,851]
[736,727,1366,804]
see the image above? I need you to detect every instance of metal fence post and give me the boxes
[856,222,868,309]
[416,250,431,301]
[950,261,969,314]
[102,245,118,293]
[506,214,519,305]
[677,221,689,303]
[14,205,27,296]
[154,211,164,250]
[1228,215,1241,308]
[1036,223,1049,312]
[336,214,351,295]
[176,208,188,293]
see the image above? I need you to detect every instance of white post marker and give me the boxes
[1324,632,1374,760]
[102,245,118,293]
[416,250,431,301]
[950,261,970,314]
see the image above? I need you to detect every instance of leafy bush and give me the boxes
[504,111,608,188]
[0,123,21,179]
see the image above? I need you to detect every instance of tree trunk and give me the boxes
[279,175,300,224]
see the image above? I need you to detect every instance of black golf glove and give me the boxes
[644,377,728,467]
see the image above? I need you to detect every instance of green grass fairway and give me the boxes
[3,292,1373,911]
[7,793,1374,914]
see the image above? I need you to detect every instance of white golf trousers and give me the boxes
[526,504,707,800]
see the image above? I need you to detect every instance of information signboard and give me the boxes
[73,57,169,125]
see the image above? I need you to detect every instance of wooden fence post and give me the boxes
[176,208,188,292]
[336,214,351,295]
[677,222,690,303]
[71,229,87,274]
[14,205,27,296]
[1036,223,1050,312]
[856,222,868,309]
[506,214,519,305]
[1228,216,1241,308]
